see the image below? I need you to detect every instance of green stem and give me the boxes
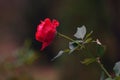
[57,32,75,42]
[97,58,111,78]
[57,32,82,47]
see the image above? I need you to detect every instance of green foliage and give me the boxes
[55,25,93,60]
[113,61,120,76]
[84,37,93,44]
[74,25,86,39]
[102,61,120,80]
[115,76,120,80]
[55,26,117,80]
[100,71,105,80]
[0,40,37,80]
[105,78,115,80]
[96,45,105,57]
[84,31,93,40]
[81,58,96,65]
[55,26,105,65]
[51,50,64,61]
[15,40,37,66]
[16,49,37,65]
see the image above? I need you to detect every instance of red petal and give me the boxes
[52,19,59,27]
[40,42,49,51]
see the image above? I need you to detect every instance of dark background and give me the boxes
[0,0,120,80]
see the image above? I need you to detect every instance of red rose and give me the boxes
[35,18,59,50]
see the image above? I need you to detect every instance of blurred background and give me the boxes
[0,0,120,80]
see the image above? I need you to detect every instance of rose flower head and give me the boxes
[35,18,59,50]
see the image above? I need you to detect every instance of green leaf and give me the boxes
[85,31,93,40]
[97,45,105,57]
[105,78,115,80]
[51,50,64,61]
[69,41,79,54]
[64,49,70,53]
[84,38,92,44]
[24,50,37,65]
[74,25,86,39]
[81,58,96,65]
[115,76,120,80]
[113,61,120,76]
[69,42,78,50]
[100,71,105,80]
